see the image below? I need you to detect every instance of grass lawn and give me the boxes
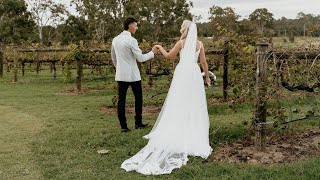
[272,36,320,49]
[0,68,319,179]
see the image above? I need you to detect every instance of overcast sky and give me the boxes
[190,0,320,22]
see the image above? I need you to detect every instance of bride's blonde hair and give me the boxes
[180,20,192,40]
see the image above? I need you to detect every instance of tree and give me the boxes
[208,5,240,35]
[56,15,90,45]
[238,19,256,36]
[197,22,213,37]
[0,0,35,44]
[71,0,121,43]
[249,8,274,35]
[27,0,66,46]
[297,12,320,37]
[272,12,320,37]
[71,0,192,43]
[124,0,192,42]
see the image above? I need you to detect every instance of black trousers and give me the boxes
[117,81,143,129]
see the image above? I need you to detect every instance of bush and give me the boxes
[282,38,288,43]
[289,36,295,43]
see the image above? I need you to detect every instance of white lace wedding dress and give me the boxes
[121,23,212,175]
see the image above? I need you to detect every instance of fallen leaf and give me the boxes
[97,149,110,155]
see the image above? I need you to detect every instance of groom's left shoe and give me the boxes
[135,123,149,129]
[121,128,131,133]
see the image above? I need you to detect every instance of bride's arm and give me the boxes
[199,42,211,86]
[155,41,181,59]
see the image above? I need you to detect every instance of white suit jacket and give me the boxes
[111,31,154,82]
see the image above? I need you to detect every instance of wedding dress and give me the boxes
[121,23,212,175]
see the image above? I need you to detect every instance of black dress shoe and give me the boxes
[135,123,149,129]
[121,128,131,133]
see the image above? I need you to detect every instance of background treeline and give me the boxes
[1,0,319,46]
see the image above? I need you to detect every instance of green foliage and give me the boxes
[57,15,90,45]
[216,25,258,101]
[71,0,121,42]
[0,0,35,44]
[125,0,192,43]
[307,24,320,37]
[273,13,320,37]
[62,61,72,82]
[208,6,240,36]
[70,0,192,43]
[249,8,274,35]
[27,0,67,46]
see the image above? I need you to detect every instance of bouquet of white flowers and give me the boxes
[201,71,216,86]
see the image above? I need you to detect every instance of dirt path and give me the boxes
[0,106,43,180]
[212,129,320,164]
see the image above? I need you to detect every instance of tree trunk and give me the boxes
[38,25,44,46]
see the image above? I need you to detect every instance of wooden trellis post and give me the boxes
[223,40,229,101]
[76,59,83,92]
[52,61,57,80]
[36,62,40,75]
[255,43,269,151]
[76,44,84,92]
[13,49,18,82]
[149,60,152,74]
[0,50,3,78]
[22,62,25,76]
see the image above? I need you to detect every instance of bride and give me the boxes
[121,20,212,175]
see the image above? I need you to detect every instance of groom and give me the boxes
[111,17,158,132]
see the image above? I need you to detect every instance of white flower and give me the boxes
[202,71,216,81]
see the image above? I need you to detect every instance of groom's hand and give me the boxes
[152,46,159,54]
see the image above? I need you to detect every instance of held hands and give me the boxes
[151,45,159,54]
[152,45,163,55]
[154,45,162,49]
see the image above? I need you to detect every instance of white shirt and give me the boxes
[111,31,154,82]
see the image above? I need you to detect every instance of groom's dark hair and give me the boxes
[124,17,138,30]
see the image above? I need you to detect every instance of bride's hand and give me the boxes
[206,77,211,87]
[154,45,162,49]
[153,45,162,55]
